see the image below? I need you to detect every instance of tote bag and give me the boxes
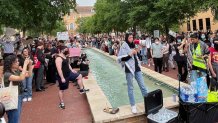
[0,78,18,111]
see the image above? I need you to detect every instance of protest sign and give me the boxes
[154,30,160,38]
[169,30,177,38]
[69,48,81,57]
[57,32,69,41]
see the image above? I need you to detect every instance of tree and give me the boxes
[0,0,76,36]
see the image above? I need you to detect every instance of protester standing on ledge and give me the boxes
[118,33,147,114]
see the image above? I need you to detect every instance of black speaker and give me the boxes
[179,101,218,123]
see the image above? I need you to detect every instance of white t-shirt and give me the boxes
[145,37,152,48]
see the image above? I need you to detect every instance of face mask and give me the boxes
[214,43,218,50]
[201,35,205,39]
[32,48,35,51]
[177,39,181,43]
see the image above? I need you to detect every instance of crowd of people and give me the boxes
[90,31,218,83]
[1,29,218,121]
[0,35,90,123]
[87,30,218,113]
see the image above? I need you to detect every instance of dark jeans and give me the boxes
[177,61,188,82]
[153,57,163,73]
[6,95,23,123]
[34,65,44,89]
[163,53,169,70]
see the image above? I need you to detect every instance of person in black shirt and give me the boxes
[118,33,147,114]
[77,53,89,78]
[55,46,89,109]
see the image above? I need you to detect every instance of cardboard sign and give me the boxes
[22,39,33,45]
[169,30,177,38]
[57,32,69,41]
[153,30,160,38]
[5,28,17,37]
[69,48,81,57]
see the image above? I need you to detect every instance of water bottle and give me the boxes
[172,94,176,102]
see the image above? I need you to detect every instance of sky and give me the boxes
[76,0,96,6]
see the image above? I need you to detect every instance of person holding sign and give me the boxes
[0,34,20,59]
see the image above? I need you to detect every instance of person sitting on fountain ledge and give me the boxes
[77,52,90,78]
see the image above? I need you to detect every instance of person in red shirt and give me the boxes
[208,37,218,90]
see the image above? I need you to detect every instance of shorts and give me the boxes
[57,77,69,90]
[78,71,89,77]
[68,72,80,82]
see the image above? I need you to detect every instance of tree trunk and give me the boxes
[164,23,169,40]
[22,28,26,38]
[133,26,136,38]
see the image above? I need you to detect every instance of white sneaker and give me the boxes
[131,105,137,114]
[148,64,151,67]
[27,97,32,101]
[23,98,28,102]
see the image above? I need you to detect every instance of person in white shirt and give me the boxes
[145,36,153,66]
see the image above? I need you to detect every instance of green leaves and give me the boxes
[71,0,218,35]
[0,0,76,36]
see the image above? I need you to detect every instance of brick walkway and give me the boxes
[142,64,178,80]
[21,83,93,123]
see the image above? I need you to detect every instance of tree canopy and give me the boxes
[77,0,218,35]
[0,0,76,36]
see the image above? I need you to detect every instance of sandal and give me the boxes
[103,107,119,114]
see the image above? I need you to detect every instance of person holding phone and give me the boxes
[18,47,34,102]
[3,55,32,123]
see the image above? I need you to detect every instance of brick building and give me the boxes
[180,9,218,33]
[63,6,95,36]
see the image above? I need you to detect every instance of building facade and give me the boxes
[63,6,95,36]
[180,9,218,33]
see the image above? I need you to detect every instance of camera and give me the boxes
[134,40,146,46]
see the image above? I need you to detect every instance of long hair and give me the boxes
[125,33,135,48]
[22,47,30,55]
[3,55,17,73]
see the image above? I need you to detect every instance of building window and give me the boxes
[199,19,203,30]
[187,21,191,31]
[70,23,74,30]
[91,8,95,13]
[206,18,211,30]
[192,20,197,31]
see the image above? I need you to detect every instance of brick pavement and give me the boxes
[142,64,178,80]
[20,83,93,123]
